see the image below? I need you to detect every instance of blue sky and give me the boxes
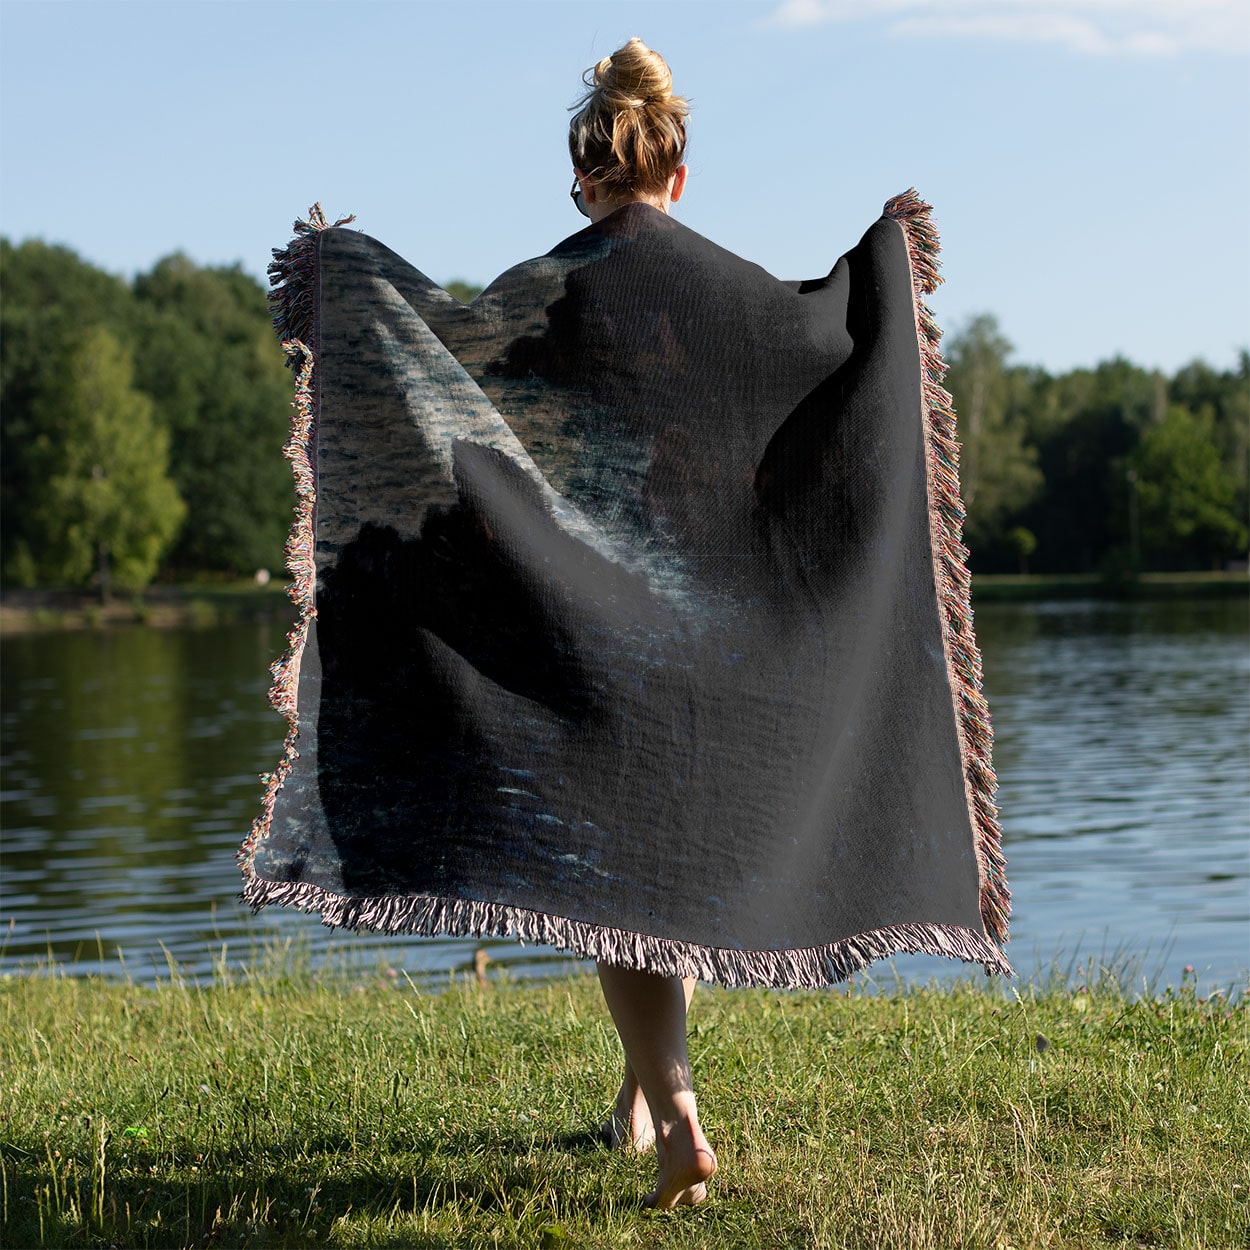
[2,0,1246,375]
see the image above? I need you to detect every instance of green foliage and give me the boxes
[1006,526,1037,574]
[943,318,1249,574]
[14,327,184,595]
[1132,405,1247,568]
[1,240,293,584]
[132,255,293,574]
[1168,351,1250,535]
[1,968,1244,1248]
[944,316,1043,553]
[445,278,484,304]
[1028,358,1162,573]
[0,235,1244,586]
[0,237,134,334]
[0,240,139,579]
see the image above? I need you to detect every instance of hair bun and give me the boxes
[594,36,673,109]
[569,38,689,197]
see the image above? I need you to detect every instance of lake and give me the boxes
[2,597,1246,994]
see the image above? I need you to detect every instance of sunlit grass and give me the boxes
[2,956,1245,1248]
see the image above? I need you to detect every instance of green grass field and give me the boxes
[2,958,1246,1249]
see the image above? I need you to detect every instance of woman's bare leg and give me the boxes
[602,1056,655,1151]
[596,964,716,1208]
[602,977,696,1151]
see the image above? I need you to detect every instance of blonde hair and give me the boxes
[568,38,689,198]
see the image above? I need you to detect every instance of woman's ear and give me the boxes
[669,164,688,203]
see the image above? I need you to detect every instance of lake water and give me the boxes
[2,597,1246,994]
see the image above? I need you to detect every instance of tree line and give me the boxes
[2,239,294,595]
[1,238,1245,595]
[945,316,1247,575]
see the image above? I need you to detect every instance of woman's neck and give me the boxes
[586,194,669,225]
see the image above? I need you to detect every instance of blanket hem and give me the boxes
[240,871,1013,986]
[884,189,1010,948]
[237,205,350,874]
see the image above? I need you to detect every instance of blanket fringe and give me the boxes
[240,872,1013,988]
[266,203,355,363]
[883,189,1011,948]
[236,341,316,870]
[239,204,350,871]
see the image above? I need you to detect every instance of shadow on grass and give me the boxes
[5,1123,634,1249]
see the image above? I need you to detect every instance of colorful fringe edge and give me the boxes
[883,188,1011,947]
[237,203,351,873]
[266,203,355,352]
[239,198,1014,988]
[240,872,1013,987]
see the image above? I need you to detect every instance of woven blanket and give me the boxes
[239,192,1011,987]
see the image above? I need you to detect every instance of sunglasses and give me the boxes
[570,177,589,219]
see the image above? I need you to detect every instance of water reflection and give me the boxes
[2,598,1246,990]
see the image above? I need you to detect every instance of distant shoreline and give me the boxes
[0,582,293,634]
[0,571,1245,634]
[969,569,1248,602]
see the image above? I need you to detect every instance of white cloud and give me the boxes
[766,0,1250,57]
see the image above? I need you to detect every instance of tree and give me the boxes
[1131,405,1247,569]
[1007,526,1037,574]
[1169,353,1250,541]
[19,327,185,596]
[1,239,139,578]
[444,279,483,304]
[131,255,293,574]
[943,315,1042,562]
[1020,357,1161,573]
[4,234,1243,585]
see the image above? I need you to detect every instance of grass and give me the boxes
[1,958,1246,1249]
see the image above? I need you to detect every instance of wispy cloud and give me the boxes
[766,0,1250,57]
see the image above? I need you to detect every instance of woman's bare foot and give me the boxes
[601,1071,655,1151]
[594,965,712,1206]
[644,1115,717,1209]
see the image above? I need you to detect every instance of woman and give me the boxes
[244,36,1010,1216]
[566,38,716,1210]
